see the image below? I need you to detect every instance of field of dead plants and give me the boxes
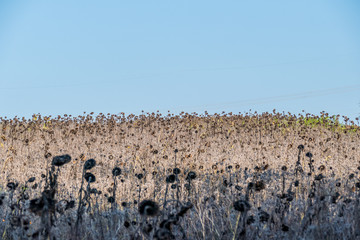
[0,111,359,240]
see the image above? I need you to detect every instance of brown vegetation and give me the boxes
[0,111,359,239]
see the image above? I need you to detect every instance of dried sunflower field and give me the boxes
[0,111,359,240]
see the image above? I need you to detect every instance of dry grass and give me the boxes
[0,111,359,239]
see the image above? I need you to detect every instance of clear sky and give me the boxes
[0,1,359,121]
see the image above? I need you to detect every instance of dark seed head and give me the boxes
[112,167,121,177]
[108,197,115,203]
[173,168,181,175]
[279,193,287,199]
[84,159,96,170]
[124,221,130,228]
[315,174,325,181]
[84,172,96,183]
[66,200,75,209]
[7,182,17,191]
[258,211,270,222]
[137,173,144,180]
[23,219,30,226]
[27,177,36,183]
[255,180,265,191]
[186,171,197,180]
[282,224,289,232]
[298,144,304,150]
[281,166,287,171]
[166,174,176,183]
[305,152,313,158]
[52,154,71,167]
[233,200,251,212]
[138,200,159,217]
[90,188,98,194]
[349,173,355,180]
[246,215,255,225]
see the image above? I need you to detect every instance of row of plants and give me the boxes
[0,112,358,239]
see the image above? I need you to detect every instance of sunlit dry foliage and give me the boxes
[0,111,359,239]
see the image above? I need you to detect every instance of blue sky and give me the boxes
[0,1,359,121]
